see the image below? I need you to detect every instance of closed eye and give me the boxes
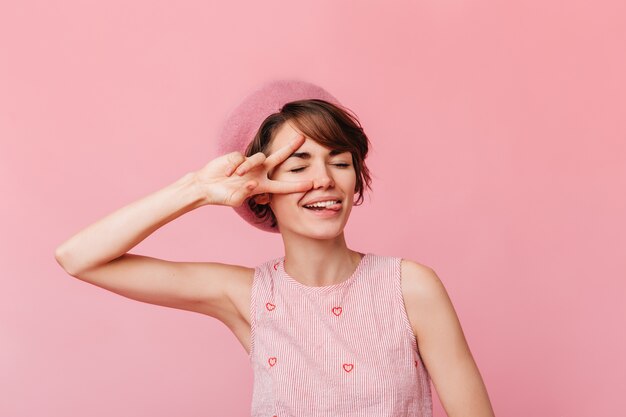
[289,163,350,173]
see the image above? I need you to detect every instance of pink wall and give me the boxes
[1,1,624,416]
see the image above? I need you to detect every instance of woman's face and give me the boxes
[265,121,357,240]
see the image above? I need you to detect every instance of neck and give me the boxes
[280,232,363,287]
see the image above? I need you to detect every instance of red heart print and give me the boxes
[268,357,277,367]
[332,306,342,316]
[266,302,275,311]
[343,363,354,372]
[273,262,279,270]
[415,360,418,367]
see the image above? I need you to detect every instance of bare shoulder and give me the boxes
[225,263,255,319]
[400,258,445,301]
[180,261,255,354]
[192,261,255,325]
[400,259,454,343]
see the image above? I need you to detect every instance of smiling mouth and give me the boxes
[303,201,342,211]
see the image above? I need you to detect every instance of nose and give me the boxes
[311,163,335,190]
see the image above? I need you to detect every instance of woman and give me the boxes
[55,80,495,417]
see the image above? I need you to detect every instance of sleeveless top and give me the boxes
[248,252,433,417]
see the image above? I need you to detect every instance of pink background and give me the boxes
[1,1,625,416]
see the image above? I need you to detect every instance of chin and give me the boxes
[278,223,342,240]
[302,224,347,240]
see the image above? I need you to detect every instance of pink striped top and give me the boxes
[249,252,433,417]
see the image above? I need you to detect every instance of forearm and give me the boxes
[54,171,205,275]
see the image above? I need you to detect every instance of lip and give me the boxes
[302,205,342,218]
[301,195,343,206]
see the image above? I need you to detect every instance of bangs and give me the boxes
[283,104,355,153]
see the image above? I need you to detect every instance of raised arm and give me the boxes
[54,133,312,324]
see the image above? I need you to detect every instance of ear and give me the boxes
[253,193,271,205]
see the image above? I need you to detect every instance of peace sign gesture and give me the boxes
[193,133,312,207]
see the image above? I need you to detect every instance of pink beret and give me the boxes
[216,79,343,233]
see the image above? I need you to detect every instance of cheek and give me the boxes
[269,193,301,213]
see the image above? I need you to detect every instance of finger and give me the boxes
[264,133,306,169]
[265,179,313,195]
[223,152,246,177]
[234,152,266,176]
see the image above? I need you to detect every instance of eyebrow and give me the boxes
[286,149,346,160]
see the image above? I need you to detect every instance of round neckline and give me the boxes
[278,252,370,292]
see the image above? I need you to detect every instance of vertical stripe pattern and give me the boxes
[249,253,433,417]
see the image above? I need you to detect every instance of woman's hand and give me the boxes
[193,133,312,207]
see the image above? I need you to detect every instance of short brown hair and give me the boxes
[243,99,372,229]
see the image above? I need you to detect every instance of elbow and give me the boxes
[54,247,80,276]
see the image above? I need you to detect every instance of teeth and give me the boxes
[304,200,340,208]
